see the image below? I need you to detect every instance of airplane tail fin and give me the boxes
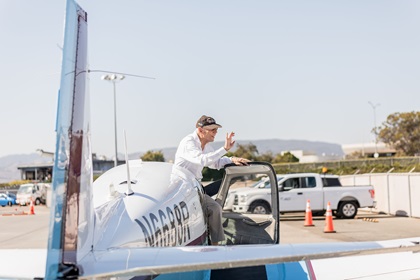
[45,0,93,278]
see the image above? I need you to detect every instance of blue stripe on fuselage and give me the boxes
[153,270,210,280]
[147,261,311,280]
[266,261,312,280]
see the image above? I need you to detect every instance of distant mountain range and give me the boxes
[0,139,344,183]
[130,139,344,162]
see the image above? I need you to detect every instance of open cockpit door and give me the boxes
[215,162,279,245]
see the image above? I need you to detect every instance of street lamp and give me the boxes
[368,101,380,158]
[102,74,125,167]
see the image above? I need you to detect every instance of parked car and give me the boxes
[0,192,16,207]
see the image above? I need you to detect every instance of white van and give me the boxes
[16,183,48,206]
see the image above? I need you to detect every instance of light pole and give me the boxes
[368,101,380,158]
[102,74,125,166]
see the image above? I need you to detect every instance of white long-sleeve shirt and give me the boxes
[174,130,232,180]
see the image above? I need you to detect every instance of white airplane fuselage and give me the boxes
[92,160,208,250]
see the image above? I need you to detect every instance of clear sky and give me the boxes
[1,1,419,159]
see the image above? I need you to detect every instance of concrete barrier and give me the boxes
[340,172,420,218]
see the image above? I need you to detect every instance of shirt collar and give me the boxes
[193,129,200,142]
[193,129,206,150]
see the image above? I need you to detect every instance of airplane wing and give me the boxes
[1,1,420,280]
[75,238,420,279]
[1,237,420,279]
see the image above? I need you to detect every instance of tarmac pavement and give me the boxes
[279,210,420,243]
[0,205,50,249]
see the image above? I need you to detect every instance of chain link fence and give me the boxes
[272,156,420,175]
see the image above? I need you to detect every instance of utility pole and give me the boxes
[97,70,155,167]
[102,74,125,167]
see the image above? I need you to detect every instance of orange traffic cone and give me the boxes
[324,202,335,233]
[29,199,35,215]
[304,200,314,227]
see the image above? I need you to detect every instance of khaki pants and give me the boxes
[204,194,225,243]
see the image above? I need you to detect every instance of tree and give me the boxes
[233,143,259,160]
[140,150,165,162]
[272,151,299,163]
[203,142,259,181]
[256,151,274,163]
[377,112,420,156]
[202,167,225,181]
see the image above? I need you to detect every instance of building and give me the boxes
[342,142,397,158]
[17,162,53,182]
[17,156,125,181]
[286,150,343,163]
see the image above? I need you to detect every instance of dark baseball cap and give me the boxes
[196,115,222,129]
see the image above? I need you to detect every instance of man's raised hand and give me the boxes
[224,132,236,151]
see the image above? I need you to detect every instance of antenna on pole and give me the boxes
[123,129,134,196]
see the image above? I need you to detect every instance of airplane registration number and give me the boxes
[135,201,191,247]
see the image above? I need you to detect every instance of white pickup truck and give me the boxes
[16,183,48,206]
[230,173,376,219]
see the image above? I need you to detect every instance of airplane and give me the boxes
[1,0,420,279]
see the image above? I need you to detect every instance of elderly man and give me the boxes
[174,115,249,245]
